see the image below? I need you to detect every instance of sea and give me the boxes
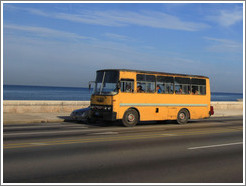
[3,85,243,101]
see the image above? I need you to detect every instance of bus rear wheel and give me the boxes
[177,109,189,124]
[122,109,139,127]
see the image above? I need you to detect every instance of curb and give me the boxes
[211,114,243,117]
[3,118,65,125]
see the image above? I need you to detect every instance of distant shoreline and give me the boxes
[3,84,86,89]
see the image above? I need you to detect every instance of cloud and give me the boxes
[4,4,48,16]
[59,10,210,31]
[206,7,243,27]
[4,24,94,41]
[104,33,130,41]
[5,5,209,31]
[204,37,242,53]
[3,23,152,56]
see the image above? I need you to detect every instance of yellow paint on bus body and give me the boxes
[91,70,211,122]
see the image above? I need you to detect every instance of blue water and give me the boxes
[3,85,92,101]
[3,85,243,101]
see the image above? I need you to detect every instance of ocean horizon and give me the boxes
[3,84,243,101]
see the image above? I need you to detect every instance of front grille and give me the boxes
[90,105,112,112]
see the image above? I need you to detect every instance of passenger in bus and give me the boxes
[179,88,183,94]
[176,88,182,94]
[126,84,132,92]
[156,85,162,93]
[137,85,144,93]
[192,89,199,95]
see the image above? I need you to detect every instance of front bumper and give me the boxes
[90,110,117,121]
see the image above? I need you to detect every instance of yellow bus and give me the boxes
[89,69,214,127]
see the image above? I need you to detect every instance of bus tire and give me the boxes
[122,109,139,127]
[177,109,189,124]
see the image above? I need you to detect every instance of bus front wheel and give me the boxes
[177,109,189,124]
[122,109,139,127]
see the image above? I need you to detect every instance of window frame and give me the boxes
[136,74,156,93]
[156,76,174,94]
[191,78,206,95]
[174,77,191,95]
[120,78,134,93]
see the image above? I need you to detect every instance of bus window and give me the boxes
[200,86,206,95]
[166,83,174,94]
[191,79,206,95]
[174,77,190,94]
[137,74,155,93]
[121,79,134,93]
[94,70,119,95]
[156,76,174,94]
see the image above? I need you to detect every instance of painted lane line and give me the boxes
[3,128,93,136]
[30,143,47,146]
[161,134,177,136]
[188,142,243,150]
[89,132,119,135]
[3,125,86,130]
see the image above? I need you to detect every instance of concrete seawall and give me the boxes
[211,101,243,110]
[3,100,243,113]
[3,101,90,113]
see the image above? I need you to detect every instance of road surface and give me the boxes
[3,116,244,183]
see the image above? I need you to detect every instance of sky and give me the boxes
[2,2,244,93]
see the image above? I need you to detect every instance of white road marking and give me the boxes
[161,134,176,136]
[188,142,243,150]
[3,128,89,136]
[30,143,47,146]
[90,132,119,135]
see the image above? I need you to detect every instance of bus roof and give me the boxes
[97,69,209,79]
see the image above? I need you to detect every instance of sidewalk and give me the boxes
[3,109,243,125]
[3,112,71,125]
[213,109,243,117]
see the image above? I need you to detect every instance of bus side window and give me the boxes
[156,84,165,93]
[191,85,199,95]
[156,76,174,94]
[174,77,190,94]
[200,85,206,95]
[137,82,145,93]
[121,79,134,93]
[166,83,174,93]
[191,79,206,95]
[136,74,155,93]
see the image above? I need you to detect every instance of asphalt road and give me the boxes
[3,116,244,183]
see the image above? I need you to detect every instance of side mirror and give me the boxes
[88,81,95,92]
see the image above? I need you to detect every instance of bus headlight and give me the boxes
[104,106,112,111]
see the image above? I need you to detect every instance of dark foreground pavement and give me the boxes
[3,116,244,183]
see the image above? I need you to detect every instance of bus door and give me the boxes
[167,107,177,120]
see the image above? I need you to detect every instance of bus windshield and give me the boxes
[94,70,119,95]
